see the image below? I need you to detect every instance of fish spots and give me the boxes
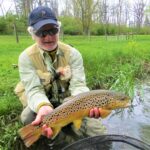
[41,90,130,127]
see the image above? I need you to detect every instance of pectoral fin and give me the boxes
[73,119,82,130]
[99,108,112,118]
[51,127,61,139]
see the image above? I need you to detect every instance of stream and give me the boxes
[102,83,150,149]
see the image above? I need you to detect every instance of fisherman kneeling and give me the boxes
[15,6,106,148]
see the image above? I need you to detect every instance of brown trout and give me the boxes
[18,90,130,147]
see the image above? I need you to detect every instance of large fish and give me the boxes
[18,90,130,147]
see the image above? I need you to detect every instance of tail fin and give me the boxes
[18,124,42,147]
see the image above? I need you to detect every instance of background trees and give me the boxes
[0,0,150,35]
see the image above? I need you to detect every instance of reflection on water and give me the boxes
[102,83,150,145]
[63,84,150,150]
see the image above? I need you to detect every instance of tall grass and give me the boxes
[1,35,150,114]
[0,35,150,149]
[63,35,150,95]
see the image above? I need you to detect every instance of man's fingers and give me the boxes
[93,107,100,118]
[42,124,53,138]
[46,127,53,138]
[31,115,42,125]
[89,107,101,118]
[89,108,94,117]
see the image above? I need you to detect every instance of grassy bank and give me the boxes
[63,35,150,93]
[0,35,150,149]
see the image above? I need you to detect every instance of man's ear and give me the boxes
[27,26,36,40]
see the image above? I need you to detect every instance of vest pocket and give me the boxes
[36,70,52,85]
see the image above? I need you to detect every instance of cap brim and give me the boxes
[33,19,58,31]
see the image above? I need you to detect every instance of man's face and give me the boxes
[34,24,59,51]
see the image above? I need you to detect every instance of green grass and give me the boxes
[1,35,150,114]
[0,35,33,115]
[63,35,150,94]
[0,34,150,149]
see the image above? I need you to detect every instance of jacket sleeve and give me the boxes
[18,51,52,112]
[69,48,90,96]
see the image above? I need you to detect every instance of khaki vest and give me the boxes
[14,41,71,107]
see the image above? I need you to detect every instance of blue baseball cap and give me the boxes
[28,6,58,31]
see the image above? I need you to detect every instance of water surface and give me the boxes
[102,83,150,148]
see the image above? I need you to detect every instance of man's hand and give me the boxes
[57,65,71,80]
[89,107,102,118]
[31,105,53,138]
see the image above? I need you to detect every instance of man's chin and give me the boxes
[44,48,55,51]
[42,45,57,51]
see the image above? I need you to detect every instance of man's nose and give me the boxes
[44,34,54,39]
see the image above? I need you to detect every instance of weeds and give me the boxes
[0,35,150,149]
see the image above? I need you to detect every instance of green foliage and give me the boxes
[0,14,28,35]
[63,35,150,98]
[110,68,135,98]
[91,23,129,35]
[60,16,82,35]
[0,17,7,34]
[1,35,150,149]
[0,35,33,116]
[1,14,150,36]
[138,27,150,34]
[0,113,22,150]
[91,23,104,35]
[107,24,116,35]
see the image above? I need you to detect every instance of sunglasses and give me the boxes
[35,28,59,37]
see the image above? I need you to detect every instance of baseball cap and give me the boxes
[28,6,58,31]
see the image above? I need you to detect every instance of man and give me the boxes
[15,6,106,148]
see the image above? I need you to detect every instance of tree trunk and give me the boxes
[13,22,19,43]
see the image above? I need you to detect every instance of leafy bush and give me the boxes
[91,23,104,35]
[0,14,27,35]
[0,14,150,35]
[138,27,150,34]
[59,16,82,35]
[0,17,7,34]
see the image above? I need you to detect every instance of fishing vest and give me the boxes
[14,41,71,107]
